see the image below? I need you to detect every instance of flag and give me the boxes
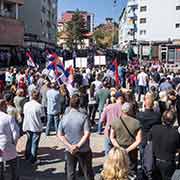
[112,59,120,86]
[47,53,57,62]
[47,59,70,84]
[26,51,36,68]
[47,52,64,66]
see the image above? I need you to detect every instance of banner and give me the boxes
[65,60,74,69]
[94,56,106,65]
[76,57,87,68]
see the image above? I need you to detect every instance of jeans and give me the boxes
[139,143,153,180]
[154,160,175,180]
[97,110,103,134]
[120,77,126,88]
[25,131,41,163]
[46,114,59,135]
[0,158,19,180]
[88,104,97,125]
[138,86,147,101]
[104,137,112,155]
[66,150,94,180]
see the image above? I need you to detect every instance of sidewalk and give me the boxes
[12,132,104,180]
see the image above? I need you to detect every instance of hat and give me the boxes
[115,91,122,99]
[122,103,131,113]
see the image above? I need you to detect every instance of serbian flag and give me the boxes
[47,52,64,66]
[112,59,120,86]
[26,51,36,68]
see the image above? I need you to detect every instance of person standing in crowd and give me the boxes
[151,110,180,180]
[28,77,37,100]
[46,81,61,136]
[110,102,142,178]
[118,64,126,88]
[88,84,97,126]
[79,85,89,111]
[58,94,94,180]
[23,90,44,164]
[96,81,110,134]
[0,99,20,180]
[92,73,103,93]
[5,68,12,87]
[176,84,180,126]
[14,88,27,135]
[40,80,49,124]
[4,92,18,121]
[159,78,173,92]
[59,84,70,115]
[150,67,160,84]
[101,147,129,180]
[101,91,125,155]
[137,67,148,101]
[136,94,161,179]
[18,77,27,96]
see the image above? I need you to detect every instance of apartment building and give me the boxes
[137,0,180,41]
[118,0,138,47]
[0,0,24,46]
[19,0,58,48]
[119,0,180,62]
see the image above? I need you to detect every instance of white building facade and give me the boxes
[119,0,180,43]
[137,0,180,42]
[119,0,138,47]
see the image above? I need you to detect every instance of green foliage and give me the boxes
[94,26,119,49]
[66,9,88,49]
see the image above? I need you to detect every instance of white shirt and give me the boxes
[137,72,148,86]
[92,80,102,93]
[0,111,19,161]
[5,72,12,83]
[23,100,44,132]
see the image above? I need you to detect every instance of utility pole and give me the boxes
[112,0,117,48]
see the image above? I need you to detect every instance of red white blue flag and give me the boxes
[26,51,36,68]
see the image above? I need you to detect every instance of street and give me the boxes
[14,130,104,180]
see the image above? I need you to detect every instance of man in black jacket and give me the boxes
[136,95,161,180]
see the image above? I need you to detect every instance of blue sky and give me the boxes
[58,0,127,25]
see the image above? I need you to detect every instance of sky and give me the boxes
[58,0,127,25]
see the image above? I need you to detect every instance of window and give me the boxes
[140,30,146,35]
[176,23,180,28]
[140,6,147,12]
[140,18,146,24]
[176,6,180,10]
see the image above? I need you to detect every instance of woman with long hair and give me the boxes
[59,84,70,114]
[101,147,129,180]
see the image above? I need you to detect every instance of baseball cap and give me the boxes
[115,91,122,99]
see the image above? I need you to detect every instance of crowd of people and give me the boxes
[0,61,180,180]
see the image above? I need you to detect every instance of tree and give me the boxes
[66,9,88,49]
[93,22,119,49]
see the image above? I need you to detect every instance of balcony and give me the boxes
[0,16,24,46]
[127,0,138,7]
[4,0,24,5]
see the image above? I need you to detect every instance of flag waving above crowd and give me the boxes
[26,51,36,68]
